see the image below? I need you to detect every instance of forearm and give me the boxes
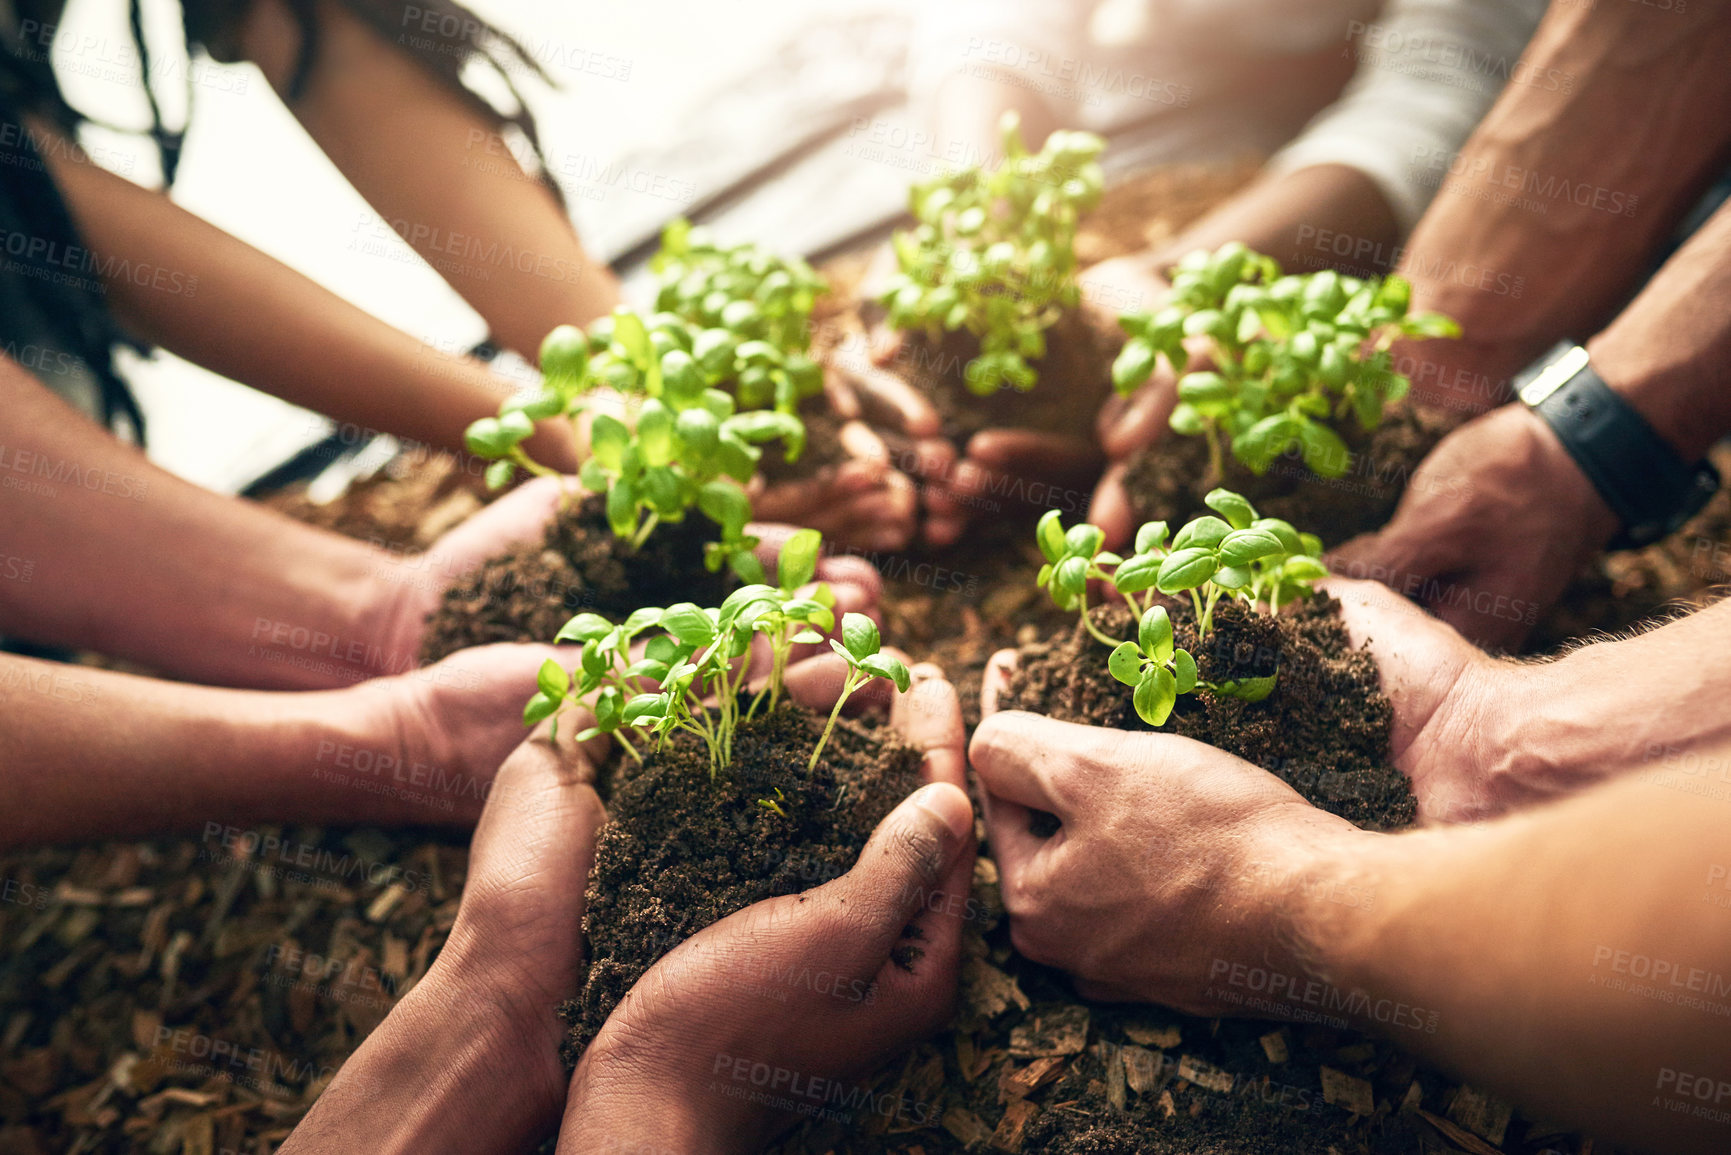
[0,652,412,847]
[282,948,566,1155]
[1396,1,1731,403]
[0,361,428,688]
[37,127,577,471]
[1588,199,1731,460]
[1481,599,1731,805]
[1293,770,1731,1153]
[243,0,620,360]
[1152,163,1401,276]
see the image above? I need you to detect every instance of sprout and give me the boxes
[1111,243,1461,481]
[881,112,1105,395]
[813,612,910,772]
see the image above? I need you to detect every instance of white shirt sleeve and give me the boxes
[1266,0,1549,232]
[905,0,1086,111]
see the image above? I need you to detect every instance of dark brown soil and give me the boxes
[558,703,923,1065]
[758,396,852,484]
[1121,405,1457,548]
[418,492,726,662]
[884,308,1121,447]
[1001,598,1413,831]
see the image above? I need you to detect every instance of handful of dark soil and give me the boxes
[1000,596,1414,830]
[1120,407,1454,548]
[558,703,923,1065]
[877,308,1120,446]
[420,492,727,662]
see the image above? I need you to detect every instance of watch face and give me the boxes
[1517,345,1590,407]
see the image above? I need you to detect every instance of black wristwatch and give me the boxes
[1514,342,1720,550]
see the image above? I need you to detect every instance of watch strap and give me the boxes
[1519,344,1720,549]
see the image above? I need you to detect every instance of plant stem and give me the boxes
[1204,424,1225,486]
[629,512,661,551]
[1077,586,1119,647]
[808,671,862,773]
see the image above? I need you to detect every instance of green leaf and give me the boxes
[660,603,717,648]
[859,652,911,692]
[778,528,822,592]
[1169,402,1207,437]
[556,613,614,644]
[1298,421,1351,479]
[1134,521,1169,555]
[1111,338,1157,394]
[1108,641,1143,686]
[1404,311,1461,339]
[1213,564,1251,591]
[484,459,516,490]
[1203,489,1257,530]
[612,308,651,367]
[606,477,639,538]
[1054,556,1089,608]
[464,417,508,458]
[505,389,565,421]
[523,691,560,727]
[1064,523,1104,559]
[590,414,630,471]
[1133,666,1178,727]
[1173,649,1197,694]
[1253,517,1303,554]
[1173,516,1231,550]
[841,612,881,661]
[1035,509,1066,564]
[1231,413,1300,474]
[594,686,624,730]
[540,324,590,382]
[1156,547,1219,594]
[623,693,666,725]
[1176,371,1232,404]
[637,399,677,466]
[1217,527,1285,565]
[697,480,752,537]
[1283,555,1330,581]
[1138,606,1173,664]
[1216,671,1278,703]
[1112,554,1163,595]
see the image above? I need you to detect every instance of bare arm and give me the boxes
[1395,0,1731,408]
[240,0,622,358]
[36,123,578,471]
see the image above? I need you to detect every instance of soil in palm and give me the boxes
[419,492,726,662]
[999,597,1412,831]
[559,703,924,1065]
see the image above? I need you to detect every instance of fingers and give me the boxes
[824,781,975,962]
[778,651,892,715]
[891,665,966,793]
[1087,462,1137,551]
[965,430,1101,483]
[832,357,941,438]
[751,463,918,554]
[968,710,1083,816]
[979,649,1018,720]
[1099,372,1176,461]
[428,474,570,575]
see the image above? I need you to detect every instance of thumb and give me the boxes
[822,782,974,963]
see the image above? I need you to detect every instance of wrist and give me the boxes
[1585,328,1716,461]
[364,553,443,677]
[563,1040,737,1155]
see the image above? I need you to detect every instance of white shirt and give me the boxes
[910,0,1548,230]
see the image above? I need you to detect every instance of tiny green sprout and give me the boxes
[1111,243,1461,482]
[757,787,791,819]
[652,218,828,358]
[882,111,1105,395]
[813,613,911,773]
[1108,606,1198,726]
[1030,489,1330,710]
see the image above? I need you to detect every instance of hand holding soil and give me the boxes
[559,674,975,1155]
[970,709,1365,1015]
[1330,403,1620,650]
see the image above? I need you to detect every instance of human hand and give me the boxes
[280,719,607,1154]
[557,670,975,1155]
[970,705,1366,1013]
[750,417,922,552]
[1331,403,1619,650]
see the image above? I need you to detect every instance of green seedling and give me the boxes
[523,534,903,780]
[1111,243,1461,481]
[652,218,828,356]
[814,612,910,772]
[465,306,809,579]
[1034,489,1328,714]
[881,112,1104,395]
[1108,605,1197,727]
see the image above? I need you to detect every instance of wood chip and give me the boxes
[989,1099,1038,1153]
[1104,1045,1127,1114]
[1259,1030,1289,1065]
[1417,1108,1508,1155]
[963,956,1030,1020]
[1121,1022,1181,1048]
[365,885,408,923]
[999,1056,1066,1102]
[1400,1080,1423,1114]
[1007,1006,1089,1058]
[1121,1045,1162,1094]
[941,1105,992,1147]
[1319,1066,1375,1115]
[1157,1090,1177,1119]
[1447,1085,1513,1145]
[1176,1055,1233,1094]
